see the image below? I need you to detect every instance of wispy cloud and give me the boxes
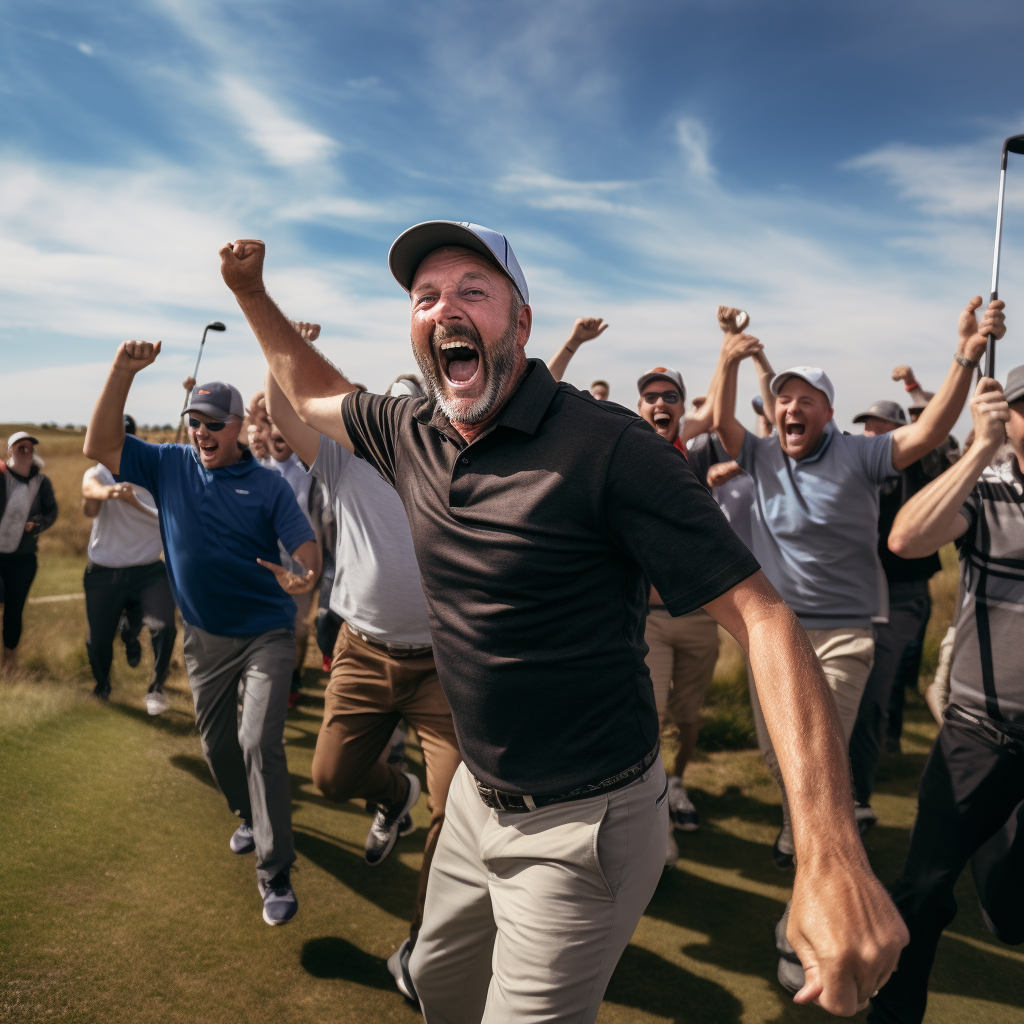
[677,118,714,181]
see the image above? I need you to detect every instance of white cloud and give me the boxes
[677,118,714,180]
[219,75,338,168]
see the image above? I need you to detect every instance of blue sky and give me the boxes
[3,0,1024,432]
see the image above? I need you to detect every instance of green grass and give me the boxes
[2,605,1022,1023]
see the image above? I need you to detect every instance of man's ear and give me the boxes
[518,304,533,347]
[825,405,834,423]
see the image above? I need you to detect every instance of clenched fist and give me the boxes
[289,320,321,343]
[114,340,162,374]
[219,239,267,296]
[567,317,609,347]
[959,296,1006,364]
[718,306,750,335]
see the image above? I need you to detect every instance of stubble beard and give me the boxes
[415,311,521,426]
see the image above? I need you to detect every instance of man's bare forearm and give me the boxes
[264,368,321,467]
[83,367,133,473]
[711,353,745,458]
[707,574,861,861]
[891,357,972,469]
[752,351,776,423]
[546,341,577,382]
[888,440,989,557]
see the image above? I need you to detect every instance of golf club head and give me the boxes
[207,321,227,331]
[1006,134,1024,156]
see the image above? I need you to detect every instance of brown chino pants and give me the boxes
[311,623,462,940]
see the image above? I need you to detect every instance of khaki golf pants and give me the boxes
[645,607,720,727]
[409,759,668,1023]
[749,626,875,839]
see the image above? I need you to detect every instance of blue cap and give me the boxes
[388,221,529,304]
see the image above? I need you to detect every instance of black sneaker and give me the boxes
[855,803,878,837]
[92,685,111,702]
[123,634,142,668]
[258,868,297,926]
[387,938,419,1006]
[365,772,421,866]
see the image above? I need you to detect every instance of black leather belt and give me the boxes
[348,626,433,660]
[474,744,660,813]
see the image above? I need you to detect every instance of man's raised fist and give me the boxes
[219,239,267,296]
[289,320,322,343]
[114,340,161,373]
[568,317,609,347]
[718,306,750,335]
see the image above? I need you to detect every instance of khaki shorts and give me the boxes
[644,608,720,726]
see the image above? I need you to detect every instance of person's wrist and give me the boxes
[232,282,268,300]
[954,350,980,370]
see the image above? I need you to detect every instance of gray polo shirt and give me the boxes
[737,424,895,629]
[310,434,432,646]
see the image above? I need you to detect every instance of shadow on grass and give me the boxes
[605,943,743,1024]
[294,829,421,923]
[300,936,392,988]
[170,753,217,790]
[108,699,197,737]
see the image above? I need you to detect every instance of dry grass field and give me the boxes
[2,424,1022,1024]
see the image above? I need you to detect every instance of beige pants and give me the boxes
[749,626,874,841]
[644,608,720,726]
[409,759,668,1023]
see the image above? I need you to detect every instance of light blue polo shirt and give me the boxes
[737,424,895,629]
[117,434,315,636]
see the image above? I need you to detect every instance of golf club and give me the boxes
[985,134,1024,380]
[175,321,227,442]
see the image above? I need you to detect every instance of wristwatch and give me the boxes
[954,352,978,369]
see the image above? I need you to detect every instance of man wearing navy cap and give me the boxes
[219,224,907,1019]
[84,343,319,927]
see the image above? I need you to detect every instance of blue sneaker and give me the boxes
[259,869,297,926]
[230,821,255,855]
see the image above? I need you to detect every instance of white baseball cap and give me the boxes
[388,221,529,305]
[7,430,39,448]
[770,366,835,408]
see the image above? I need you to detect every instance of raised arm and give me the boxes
[711,326,762,458]
[705,572,907,1014]
[257,538,322,595]
[889,298,1005,470]
[83,341,161,475]
[888,377,1008,558]
[264,365,321,467]
[546,317,608,382]
[219,240,357,451]
[752,349,776,424]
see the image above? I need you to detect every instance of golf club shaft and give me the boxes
[986,163,1008,380]
[175,326,211,441]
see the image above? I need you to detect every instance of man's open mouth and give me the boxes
[653,412,672,432]
[785,422,805,437]
[439,339,481,387]
[199,441,219,457]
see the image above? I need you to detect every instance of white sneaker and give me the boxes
[146,691,169,716]
[668,777,699,831]
[664,825,679,872]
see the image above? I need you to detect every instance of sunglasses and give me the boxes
[640,391,681,405]
[188,417,232,432]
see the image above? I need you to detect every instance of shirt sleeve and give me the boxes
[685,434,716,493]
[340,391,407,486]
[851,431,897,483]
[309,433,350,495]
[735,429,761,475]
[604,420,761,615]
[116,433,163,496]
[268,475,316,555]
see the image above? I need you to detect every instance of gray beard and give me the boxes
[416,316,520,426]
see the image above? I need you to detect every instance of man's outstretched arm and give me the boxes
[889,297,1005,470]
[705,572,908,1016]
[219,240,358,452]
[547,317,609,382]
[711,328,762,458]
[888,377,1008,558]
[83,341,162,474]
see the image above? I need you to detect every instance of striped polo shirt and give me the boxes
[950,456,1024,727]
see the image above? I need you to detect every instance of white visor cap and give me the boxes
[388,221,529,306]
[770,366,835,408]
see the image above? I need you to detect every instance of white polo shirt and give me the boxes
[84,465,163,568]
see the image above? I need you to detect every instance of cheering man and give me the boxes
[220,223,906,1022]
[84,349,319,927]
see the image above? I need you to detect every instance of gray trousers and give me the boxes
[182,624,296,883]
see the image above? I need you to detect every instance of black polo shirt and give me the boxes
[342,359,759,794]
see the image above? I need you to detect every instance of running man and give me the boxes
[220,223,906,1021]
[84,356,319,927]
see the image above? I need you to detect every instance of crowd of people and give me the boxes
[1,217,1021,1024]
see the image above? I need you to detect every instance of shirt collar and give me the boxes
[417,359,559,439]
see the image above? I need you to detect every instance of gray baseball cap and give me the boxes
[771,366,836,408]
[1004,363,1024,404]
[388,221,530,305]
[183,381,244,420]
[637,366,686,400]
[852,400,908,426]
